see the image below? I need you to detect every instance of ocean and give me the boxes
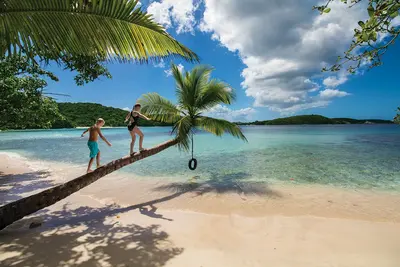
[1,125,400,190]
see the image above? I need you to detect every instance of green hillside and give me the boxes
[54,102,172,128]
[237,115,393,125]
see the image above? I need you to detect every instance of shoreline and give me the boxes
[1,152,400,266]
[1,150,400,218]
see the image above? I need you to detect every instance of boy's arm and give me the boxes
[81,128,90,137]
[97,128,112,146]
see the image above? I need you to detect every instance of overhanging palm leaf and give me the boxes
[195,79,235,111]
[0,0,198,63]
[139,63,247,151]
[195,116,247,141]
[139,93,182,123]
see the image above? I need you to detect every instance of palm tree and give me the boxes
[395,107,400,124]
[139,64,247,150]
[0,64,247,230]
[0,0,198,63]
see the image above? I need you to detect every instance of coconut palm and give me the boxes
[0,0,198,63]
[0,64,247,230]
[139,64,247,150]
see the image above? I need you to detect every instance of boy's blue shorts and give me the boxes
[87,141,99,158]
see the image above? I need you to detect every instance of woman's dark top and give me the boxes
[127,111,139,131]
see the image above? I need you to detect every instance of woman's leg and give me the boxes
[133,127,145,150]
[129,130,136,154]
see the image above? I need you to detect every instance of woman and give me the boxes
[125,103,150,155]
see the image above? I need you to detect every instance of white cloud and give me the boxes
[323,73,348,88]
[122,107,131,111]
[204,104,256,122]
[164,63,184,77]
[200,0,365,113]
[147,0,200,34]
[153,59,165,68]
[319,89,350,99]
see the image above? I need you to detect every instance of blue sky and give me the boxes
[47,0,400,121]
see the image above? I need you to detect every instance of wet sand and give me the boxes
[1,153,400,267]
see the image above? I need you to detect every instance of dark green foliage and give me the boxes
[57,102,172,127]
[237,115,393,125]
[51,118,76,129]
[0,56,63,130]
[265,115,333,125]
[331,117,393,124]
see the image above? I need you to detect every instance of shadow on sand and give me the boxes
[0,171,281,266]
[152,172,282,199]
[0,204,183,267]
[0,171,55,204]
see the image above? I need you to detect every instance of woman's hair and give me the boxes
[134,103,141,108]
[97,118,105,124]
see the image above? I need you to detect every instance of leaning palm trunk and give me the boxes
[0,139,179,230]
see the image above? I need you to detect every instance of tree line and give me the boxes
[237,115,395,126]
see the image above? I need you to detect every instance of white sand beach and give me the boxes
[1,153,400,267]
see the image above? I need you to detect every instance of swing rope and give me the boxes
[188,133,197,170]
[191,134,194,159]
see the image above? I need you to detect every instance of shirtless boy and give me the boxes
[81,118,112,173]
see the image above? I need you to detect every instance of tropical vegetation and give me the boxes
[315,0,400,73]
[139,64,247,150]
[1,0,198,63]
[0,64,247,230]
[237,115,394,126]
[0,56,64,130]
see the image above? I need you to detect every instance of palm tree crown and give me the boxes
[139,64,247,150]
[0,0,198,63]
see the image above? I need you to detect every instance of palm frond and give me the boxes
[172,64,213,113]
[138,93,181,123]
[186,65,212,104]
[171,116,193,151]
[195,116,247,142]
[195,79,235,111]
[171,63,189,108]
[1,0,198,63]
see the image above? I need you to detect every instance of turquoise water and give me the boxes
[1,125,400,190]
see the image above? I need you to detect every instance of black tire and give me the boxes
[188,158,197,170]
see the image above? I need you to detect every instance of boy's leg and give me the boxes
[129,130,136,154]
[133,127,145,150]
[87,158,95,173]
[96,151,101,168]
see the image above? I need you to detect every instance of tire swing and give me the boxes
[188,135,197,170]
